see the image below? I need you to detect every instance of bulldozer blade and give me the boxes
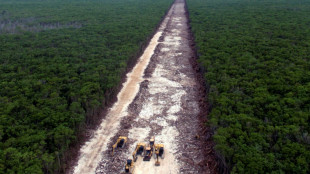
[143,156,151,161]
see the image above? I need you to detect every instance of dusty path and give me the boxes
[73,0,213,173]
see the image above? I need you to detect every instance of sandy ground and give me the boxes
[72,0,214,173]
[72,21,164,174]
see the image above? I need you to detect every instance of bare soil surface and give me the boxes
[72,0,217,173]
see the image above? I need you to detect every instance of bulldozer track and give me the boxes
[72,0,217,173]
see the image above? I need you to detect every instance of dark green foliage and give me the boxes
[0,0,172,173]
[187,0,310,173]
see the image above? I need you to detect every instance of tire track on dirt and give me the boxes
[72,4,172,174]
[73,0,216,173]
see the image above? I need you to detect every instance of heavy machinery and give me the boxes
[125,159,134,173]
[111,136,127,156]
[143,136,155,161]
[132,142,146,162]
[143,146,153,161]
[154,144,164,166]
[149,136,155,148]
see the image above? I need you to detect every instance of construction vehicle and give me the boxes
[132,142,146,162]
[143,145,153,161]
[154,144,164,166]
[111,136,127,156]
[125,159,134,173]
[144,136,156,161]
[143,136,155,161]
[149,136,155,148]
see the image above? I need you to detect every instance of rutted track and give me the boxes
[72,0,215,173]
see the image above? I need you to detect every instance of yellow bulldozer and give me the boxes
[111,136,127,156]
[143,136,155,161]
[132,142,146,162]
[149,136,155,148]
[154,144,165,166]
[125,159,134,173]
[143,146,153,161]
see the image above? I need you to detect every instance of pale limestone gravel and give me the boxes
[72,0,203,173]
[73,29,164,174]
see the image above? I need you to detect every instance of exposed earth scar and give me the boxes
[72,0,215,173]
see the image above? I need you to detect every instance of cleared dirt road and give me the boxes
[73,0,213,173]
